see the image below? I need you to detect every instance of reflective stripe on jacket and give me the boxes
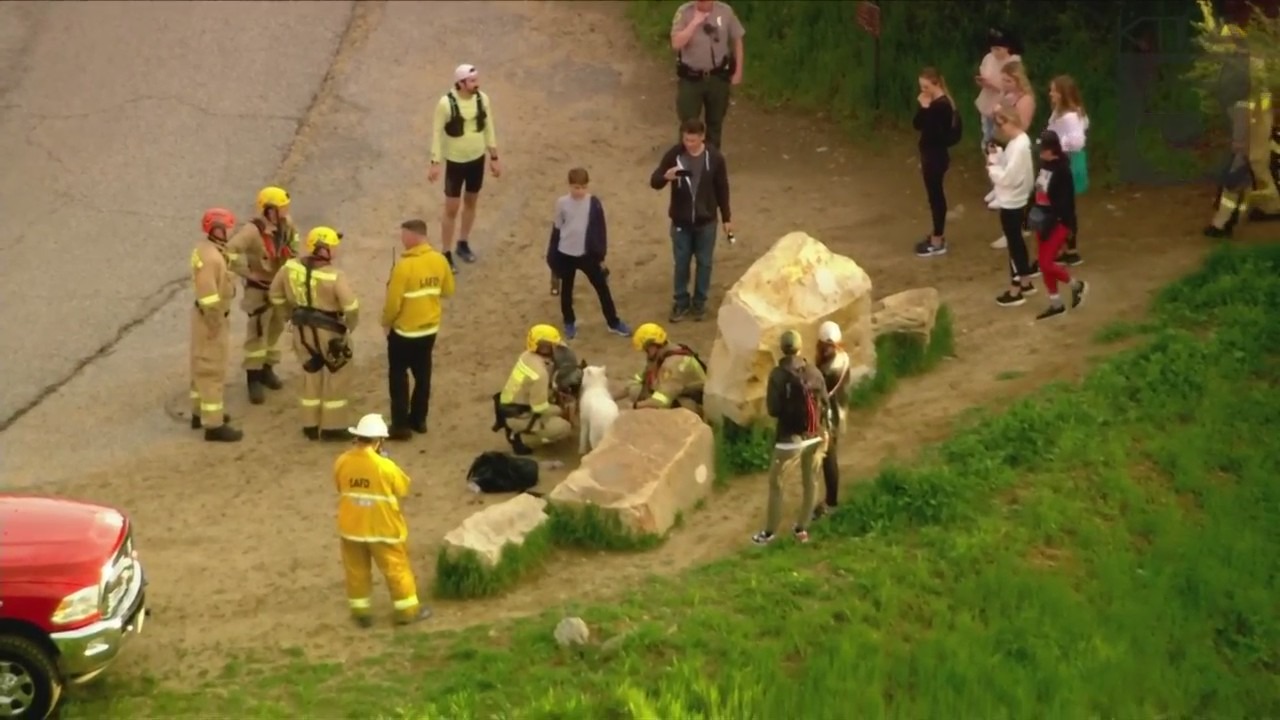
[500,351,553,413]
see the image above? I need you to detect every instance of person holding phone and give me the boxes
[649,118,733,323]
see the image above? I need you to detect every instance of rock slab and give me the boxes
[549,408,713,536]
[442,493,550,567]
[871,287,941,342]
[705,231,875,426]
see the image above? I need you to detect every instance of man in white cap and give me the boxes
[333,413,431,627]
[428,63,501,272]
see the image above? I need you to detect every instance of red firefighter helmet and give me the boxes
[201,208,236,237]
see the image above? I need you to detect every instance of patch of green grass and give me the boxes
[62,246,1280,719]
[711,418,774,482]
[546,502,663,552]
[432,522,554,599]
[1093,318,1158,345]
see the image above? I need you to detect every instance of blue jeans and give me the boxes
[980,114,995,153]
[670,223,717,309]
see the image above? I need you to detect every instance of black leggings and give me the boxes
[821,429,840,507]
[921,152,949,237]
[999,207,1032,283]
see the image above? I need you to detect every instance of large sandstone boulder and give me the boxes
[872,288,941,342]
[442,493,550,567]
[548,408,713,536]
[704,231,875,426]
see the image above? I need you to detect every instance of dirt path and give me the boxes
[4,0,1223,682]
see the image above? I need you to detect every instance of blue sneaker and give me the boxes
[608,320,632,337]
[563,322,577,340]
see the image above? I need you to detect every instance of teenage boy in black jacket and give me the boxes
[649,118,733,324]
[1030,130,1089,321]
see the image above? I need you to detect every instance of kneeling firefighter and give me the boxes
[334,413,431,628]
[189,208,244,443]
[491,324,574,455]
[227,185,301,403]
[621,322,708,416]
[268,226,360,441]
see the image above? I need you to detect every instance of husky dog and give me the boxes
[578,365,620,454]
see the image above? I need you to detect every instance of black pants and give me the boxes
[821,430,840,507]
[556,252,620,326]
[999,207,1032,283]
[387,332,437,428]
[921,152,950,237]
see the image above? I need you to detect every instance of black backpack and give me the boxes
[947,103,963,148]
[466,451,539,494]
[778,363,821,438]
[444,91,488,139]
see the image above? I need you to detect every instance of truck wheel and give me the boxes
[0,635,61,720]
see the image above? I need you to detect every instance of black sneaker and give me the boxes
[302,426,320,441]
[1204,225,1231,239]
[996,290,1026,307]
[1025,262,1041,279]
[456,240,478,263]
[1020,283,1038,297]
[507,431,534,456]
[914,237,947,257]
[669,303,690,323]
[444,251,459,274]
[751,530,775,545]
[1036,304,1067,321]
[1061,251,1084,267]
[691,305,708,322]
[1071,280,1089,309]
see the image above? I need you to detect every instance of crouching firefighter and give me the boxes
[490,324,574,455]
[621,322,708,416]
[334,413,432,628]
[189,208,244,443]
[269,226,360,441]
[228,185,301,403]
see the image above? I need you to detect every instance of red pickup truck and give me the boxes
[0,494,148,719]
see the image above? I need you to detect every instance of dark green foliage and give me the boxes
[546,502,664,552]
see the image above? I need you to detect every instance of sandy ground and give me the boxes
[0,0,1227,683]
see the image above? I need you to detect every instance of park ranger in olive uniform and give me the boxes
[670,0,745,151]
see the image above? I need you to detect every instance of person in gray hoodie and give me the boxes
[753,329,829,546]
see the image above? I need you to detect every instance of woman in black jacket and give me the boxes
[913,67,959,258]
[1029,130,1089,320]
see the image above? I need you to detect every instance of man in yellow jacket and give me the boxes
[382,219,456,440]
[493,324,573,455]
[334,412,432,628]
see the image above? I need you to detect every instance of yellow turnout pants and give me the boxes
[504,413,573,447]
[241,285,286,370]
[339,539,420,621]
[189,306,230,429]
[292,327,349,431]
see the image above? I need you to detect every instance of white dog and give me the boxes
[578,365,620,454]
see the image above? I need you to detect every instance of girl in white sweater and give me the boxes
[1046,75,1090,266]
[987,106,1037,307]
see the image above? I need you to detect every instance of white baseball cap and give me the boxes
[349,413,390,439]
[818,321,842,344]
[454,64,478,83]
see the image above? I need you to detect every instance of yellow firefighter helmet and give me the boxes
[305,226,342,254]
[631,322,668,352]
[256,186,291,214]
[526,324,562,352]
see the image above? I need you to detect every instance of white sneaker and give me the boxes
[984,190,996,203]
[991,235,1008,249]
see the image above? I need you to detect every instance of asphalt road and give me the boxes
[0,0,354,432]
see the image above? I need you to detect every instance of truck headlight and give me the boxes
[51,585,102,626]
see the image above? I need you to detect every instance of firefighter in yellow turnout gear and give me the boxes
[494,324,574,455]
[228,186,301,403]
[268,227,360,441]
[334,413,431,628]
[189,208,245,443]
[621,322,708,417]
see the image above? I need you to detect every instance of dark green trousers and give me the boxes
[676,75,731,150]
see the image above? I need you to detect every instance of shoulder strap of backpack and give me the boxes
[447,91,460,122]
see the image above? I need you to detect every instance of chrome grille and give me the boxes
[102,529,137,619]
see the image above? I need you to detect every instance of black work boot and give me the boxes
[260,364,284,391]
[302,426,320,441]
[395,606,433,626]
[191,413,231,430]
[246,370,266,405]
[319,429,349,442]
[507,431,534,456]
[352,615,373,629]
[204,424,243,443]
[388,425,413,441]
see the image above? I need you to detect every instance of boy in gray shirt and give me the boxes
[546,167,632,341]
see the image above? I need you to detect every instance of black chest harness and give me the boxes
[291,260,352,374]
